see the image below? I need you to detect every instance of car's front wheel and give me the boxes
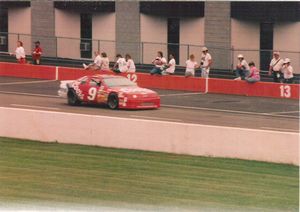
[108,93,119,109]
[67,89,80,106]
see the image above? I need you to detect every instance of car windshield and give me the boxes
[103,77,136,87]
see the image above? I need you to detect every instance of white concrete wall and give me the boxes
[0,107,298,165]
[274,22,300,73]
[55,9,80,59]
[179,18,204,66]
[140,14,167,64]
[231,19,260,68]
[8,7,31,54]
[92,13,116,61]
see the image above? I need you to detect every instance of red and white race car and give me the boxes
[58,75,160,109]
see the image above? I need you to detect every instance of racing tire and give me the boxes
[67,89,81,106]
[108,93,119,110]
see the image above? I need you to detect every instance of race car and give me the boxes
[58,75,160,109]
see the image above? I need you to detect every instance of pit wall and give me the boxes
[0,107,298,165]
[0,62,299,99]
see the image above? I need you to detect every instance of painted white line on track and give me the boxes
[160,92,205,97]
[0,80,57,85]
[10,104,61,111]
[269,110,299,115]
[0,106,297,134]
[260,127,299,133]
[0,91,60,98]
[130,115,182,122]
[161,104,298,119]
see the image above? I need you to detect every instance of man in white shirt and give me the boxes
[268,51,284,83]
[162,53,176,75]
[200,47,212,78]
[234,54,250,80]
[10,41,26,64]
[113,54,128,73]
[82,51,101,70]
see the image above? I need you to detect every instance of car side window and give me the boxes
[79,77,88,85]
[89,79,101,87]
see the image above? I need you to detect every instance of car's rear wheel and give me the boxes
[108,93,119,109]
[67,89,80,106]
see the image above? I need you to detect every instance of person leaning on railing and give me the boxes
[268,51,284,83]
[10,40,26,64]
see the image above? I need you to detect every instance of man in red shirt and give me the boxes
[32,41,42,65]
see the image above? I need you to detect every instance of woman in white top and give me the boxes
[150,51,167,75]
[185,54,199,77]
[100,52,110,71]
[162,53,176,75]
[282,58,294,84]
[10,41,26,64]
[125,54,136,73]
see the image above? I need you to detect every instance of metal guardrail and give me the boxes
[1,32,299,72]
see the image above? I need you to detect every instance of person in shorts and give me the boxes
[82,51,101,70]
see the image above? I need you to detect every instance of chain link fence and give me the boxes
[1,32,299,72]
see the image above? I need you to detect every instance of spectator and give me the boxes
[161,53,176,75]
[282,58,294,84]
[234,54,250,80]
[10,41,26,64]
[150,51,167,75]
[99,52,110,71]
[32,41,42,65]
[200,47,212,78]
[245,61,260,83]
[82,51,102,70]
[185,54,199,77]
[113,54,128,73]
[125,54,136,73]
[268,51,284,83]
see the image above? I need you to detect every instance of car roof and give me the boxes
[90,74,124,80]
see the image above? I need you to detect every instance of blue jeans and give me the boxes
[150,67,162,75]
[235,69,249,79]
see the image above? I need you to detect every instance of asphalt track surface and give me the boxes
[0,76,299,132]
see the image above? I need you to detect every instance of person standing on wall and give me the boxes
[282,58,294,84]
[32,41,42,65]
[10,41,26,64]
[200,47,212,78]
[268,51,284,83]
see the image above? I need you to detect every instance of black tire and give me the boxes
[107,93,119,109]
[67,89,80,106]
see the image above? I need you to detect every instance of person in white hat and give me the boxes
[268,51,284,83]
[200,47,212,78]
[282,58,294,83]
[234,54,250,80]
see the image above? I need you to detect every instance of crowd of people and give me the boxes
[10,41,296,84]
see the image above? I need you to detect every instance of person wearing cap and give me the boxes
[200,47,212,78]
[268,51,284,83]
[234,54,250,80]
[32,41,42,65]
[245,61,260,83]
[282,58,294,84]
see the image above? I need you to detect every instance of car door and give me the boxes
[78,78,98,103]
